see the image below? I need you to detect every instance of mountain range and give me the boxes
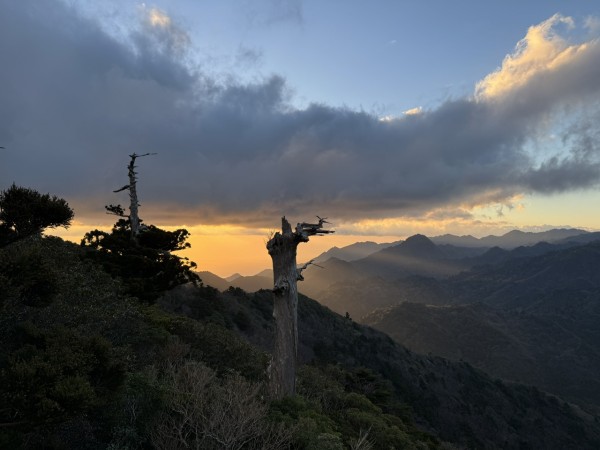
[430,228,590,248]
[207,228,591,297]
[198,228,600,413]
[362,240,600,409]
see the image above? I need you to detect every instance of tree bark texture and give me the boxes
[266,216,333,399]
[127,154,141,241]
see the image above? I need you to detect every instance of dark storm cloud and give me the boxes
[0,2,599,226]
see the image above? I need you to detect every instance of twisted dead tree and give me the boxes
[108,152,156,242]
[266,216,334,398]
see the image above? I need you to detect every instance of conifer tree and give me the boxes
[81,154,199,302]
[0,184,73,246]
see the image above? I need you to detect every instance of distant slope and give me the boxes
[313,240,400,263]
[353,234,468,279]
[557,231,600,245]
[365,300,600,408]
[311,275,446,320]
[465,240,573,268]
[299,235,485,318]
[306,234,599,321]
[230,274,272,292]
[197,270,230,291]
[300,257,368,299]
[432,228,587,248]
[198,270,272,292]
[364,241,600,409]
[449,241,600,307]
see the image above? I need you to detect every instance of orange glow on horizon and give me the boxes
[50,190,599,279]
[50,223,398,278]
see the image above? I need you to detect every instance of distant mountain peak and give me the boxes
[402,234,437,249]
[405,234,431,242]
[385,234,443,259]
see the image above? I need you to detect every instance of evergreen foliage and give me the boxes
[81,218,200,302]
[0,184,73,246]
[0,236,266,448]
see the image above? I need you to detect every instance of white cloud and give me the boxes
[403,106,423,116]
[584,15,600,34]
[476,14,583,100]
[138,5,190,55]
[147,8,171,28]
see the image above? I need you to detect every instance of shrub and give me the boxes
[0,184,73,245]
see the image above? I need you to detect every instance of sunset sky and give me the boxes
[2,1,600,276]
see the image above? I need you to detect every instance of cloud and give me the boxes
[584,16,600,34]
[241,0,303,27]
[136,6,191,57]
[476,14,574,99]
[147,8,171,28]
[1,4,599,229]
[235,46,264,69]
[403,107,423,116]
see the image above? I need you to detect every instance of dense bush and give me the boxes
[0,242,59,307]
[81,219,200,302]
[1,323,125,426]
[0,184,73,246]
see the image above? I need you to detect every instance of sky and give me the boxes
[1,1,600,276]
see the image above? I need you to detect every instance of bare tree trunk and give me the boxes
[112,152,156,243]
[266,216,333,399]
[127,154,141,241]
[267,218,301,398]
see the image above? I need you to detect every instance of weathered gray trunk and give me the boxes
[267,218,302,398]
[127,155,140,241]
[266,216,333,399]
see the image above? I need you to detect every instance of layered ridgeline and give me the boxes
[199,229,600,414]
[3,235,600,448]
[364,240,600,411]
[205,228,594,319]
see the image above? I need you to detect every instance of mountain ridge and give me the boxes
[432,228,588,248]
[364,241,600,409]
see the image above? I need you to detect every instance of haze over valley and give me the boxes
[201,227,600,412]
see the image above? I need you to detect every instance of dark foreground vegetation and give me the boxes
[2,235,600,449]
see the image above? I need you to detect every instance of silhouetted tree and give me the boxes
[0,184,73,246]
[82,220,199,302]
[81,154,199,302]
[107,152,156,243]
[266,216,333,398]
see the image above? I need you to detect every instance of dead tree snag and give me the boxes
[266,216,334,398]
[109,152,156,242]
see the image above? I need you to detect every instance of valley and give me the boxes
[201,228,600,411]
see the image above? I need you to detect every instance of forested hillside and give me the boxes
[364,241,600,410]
[2,235,600,449]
